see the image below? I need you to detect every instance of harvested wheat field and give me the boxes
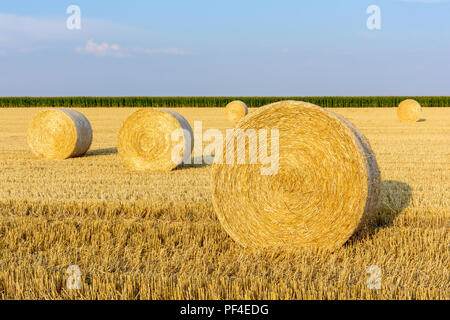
[0,107,448,300]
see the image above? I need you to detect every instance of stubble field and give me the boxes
[0,107,448,299]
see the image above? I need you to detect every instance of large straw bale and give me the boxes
[211,100,380,250]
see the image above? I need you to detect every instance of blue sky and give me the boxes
[0,0,449,96]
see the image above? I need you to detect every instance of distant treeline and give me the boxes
[0,97,449,108]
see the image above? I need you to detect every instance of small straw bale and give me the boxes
[226,100,248,122]
[27,108,93,159]
[118,108,193,171]
[211,100,381,251]
[397,99,422,122]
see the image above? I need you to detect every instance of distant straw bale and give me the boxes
[226,100,248,122]
[397,99,422,122]
[118,108,193,171]
[27,108,92,160]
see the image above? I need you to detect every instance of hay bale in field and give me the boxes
[226,100,248,122]
[397,99,422,122]
[211,100,381,251]
[27,108,93,160]
[118,108,193,171]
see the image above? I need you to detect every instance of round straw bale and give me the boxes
[211,100,380,251]
[397,99,422,122]
[27,108,93,159]
[118,108,193,171]
[226,100,248,122]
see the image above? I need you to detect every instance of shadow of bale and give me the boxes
[379,180,412,212]
[84,148,118,157]
[417,118,426,122]
[349,180,412,243]
[177,155,215,170]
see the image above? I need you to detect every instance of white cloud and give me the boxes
[0,12,190,58]
[76,40,123,57]
[0,12,155,53]
[76,40,190,58]
[0,13,63,49]
[159,48,188,55]
[133,47,189,56]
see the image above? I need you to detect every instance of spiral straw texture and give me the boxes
[211,101,381,251]
[27,108,93,160]
[118,108,193,171]
[226,100,248,122]
[397,99,422,122]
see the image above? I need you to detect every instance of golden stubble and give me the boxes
[0,107,448,299]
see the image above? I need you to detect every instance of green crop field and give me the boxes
[0,96,449,109]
